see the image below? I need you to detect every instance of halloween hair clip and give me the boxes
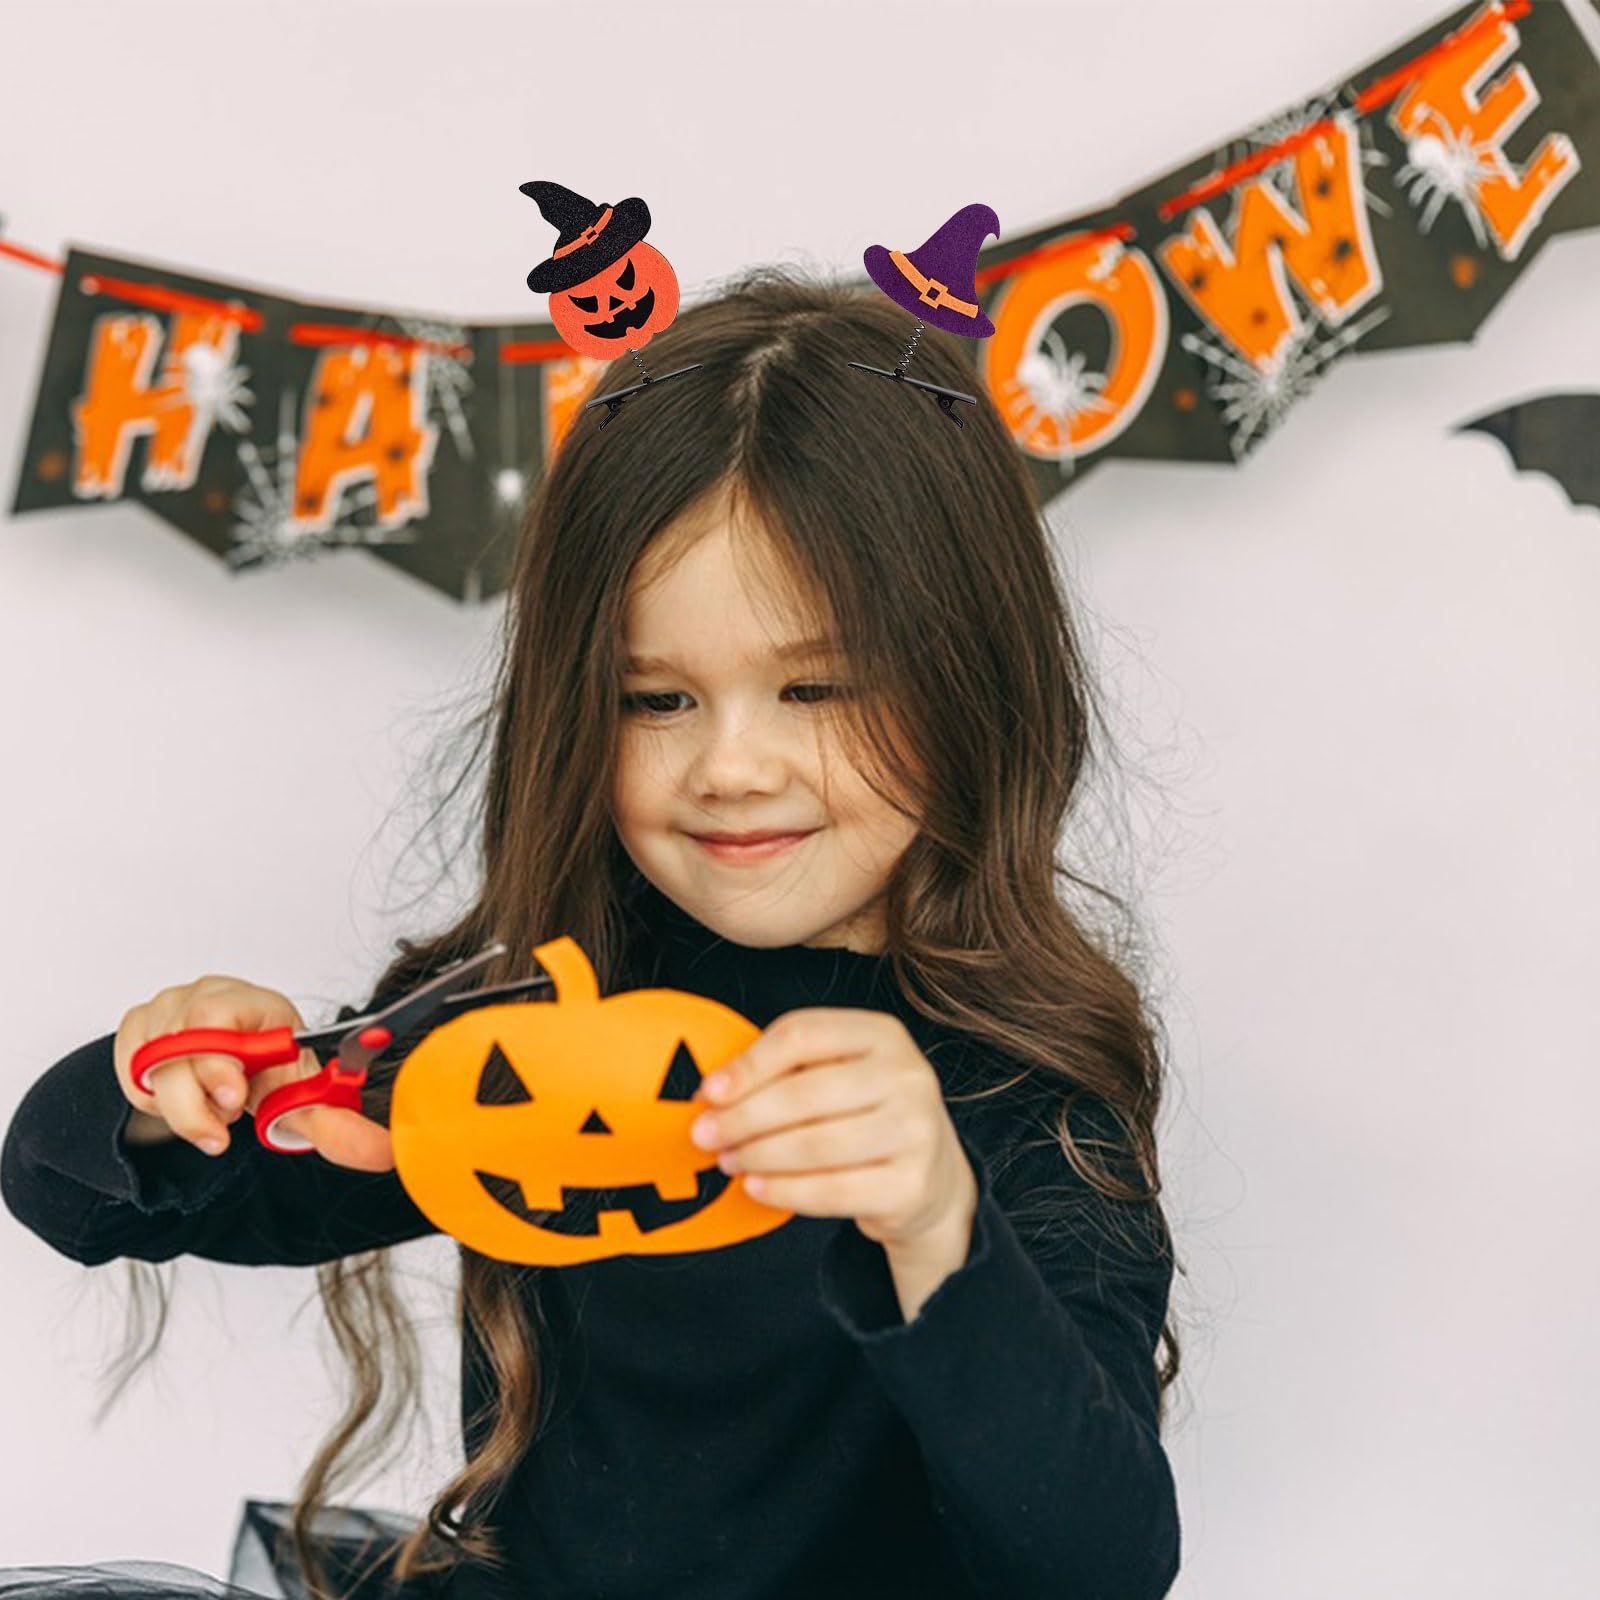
[850,202,1000,428]
[521,179,702,430]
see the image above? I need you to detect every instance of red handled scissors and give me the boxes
[128,942,553,1154]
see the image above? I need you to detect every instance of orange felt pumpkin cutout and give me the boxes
[389,936,790,1265]
[547,244,680,360]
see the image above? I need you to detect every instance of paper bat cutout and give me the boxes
[1454,392,1600,514]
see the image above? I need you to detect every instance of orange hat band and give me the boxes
[554,205,615,259]
[888,249,980,319]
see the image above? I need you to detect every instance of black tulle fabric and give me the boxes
[0,1501,451,1600]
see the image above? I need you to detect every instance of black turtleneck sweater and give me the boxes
[1,875,1180,1600]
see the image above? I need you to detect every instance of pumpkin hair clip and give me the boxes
[850,202,1000,429]
[521,179,702,431]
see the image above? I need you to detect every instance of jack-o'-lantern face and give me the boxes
[389,935,786,1265]
[548,244,680,360]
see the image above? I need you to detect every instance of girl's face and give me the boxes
[611,494,919,955]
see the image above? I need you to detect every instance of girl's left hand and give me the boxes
[689,1007,979,1254]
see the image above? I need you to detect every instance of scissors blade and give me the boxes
[295,967,557,1064]
[334,942,507,1077]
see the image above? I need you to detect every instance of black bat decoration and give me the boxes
[1454,393,1600,515]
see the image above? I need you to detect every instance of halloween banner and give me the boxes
[8,257,550,602]
[977,0,1600,508]
[6,0,1598,602]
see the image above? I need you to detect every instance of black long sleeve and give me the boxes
[815,1101,1180,1599]
[0,1022,439,1268]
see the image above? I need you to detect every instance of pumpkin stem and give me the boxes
[529,936,600,1005]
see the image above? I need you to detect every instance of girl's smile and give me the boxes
[688,827,820,865]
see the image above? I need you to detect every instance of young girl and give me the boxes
[1,267,1183,1600]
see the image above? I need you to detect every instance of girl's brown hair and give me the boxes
[97,264,1185,1599]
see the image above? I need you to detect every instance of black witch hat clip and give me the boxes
[851,202,1000,428]
[520,179,702,430]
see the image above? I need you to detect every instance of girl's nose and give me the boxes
[690,716,792,790]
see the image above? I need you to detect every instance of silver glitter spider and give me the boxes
[392,316,476,462]
[179,341,256,435]
[1015,336,1113,421]
[1393,119,1502,249]
[226,388,412,571]
[1182,302,1391,460]
[1240,90,1344,199]
[1223,96,1392,220]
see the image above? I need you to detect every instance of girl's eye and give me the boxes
[620,684,846,718]
[620,691,688,717]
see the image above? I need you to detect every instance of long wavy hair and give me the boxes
[94,264,1187,1599]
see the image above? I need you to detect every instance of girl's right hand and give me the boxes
[112,976,396,1172]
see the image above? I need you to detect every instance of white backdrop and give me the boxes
[1,2,1597,1594]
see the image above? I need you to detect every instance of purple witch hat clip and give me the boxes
[520,179,702,430]
[851,202,1000,428]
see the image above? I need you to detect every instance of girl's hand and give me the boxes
[112,976,396,1172]
[689,1007,979,1254]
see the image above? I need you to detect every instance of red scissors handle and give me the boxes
[251,1057,370,1154]
[130,1026,302,1093]
[128,1024,390,1155]
[125,945,536,1158]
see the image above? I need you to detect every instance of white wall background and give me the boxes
[2,1,1597,1593]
